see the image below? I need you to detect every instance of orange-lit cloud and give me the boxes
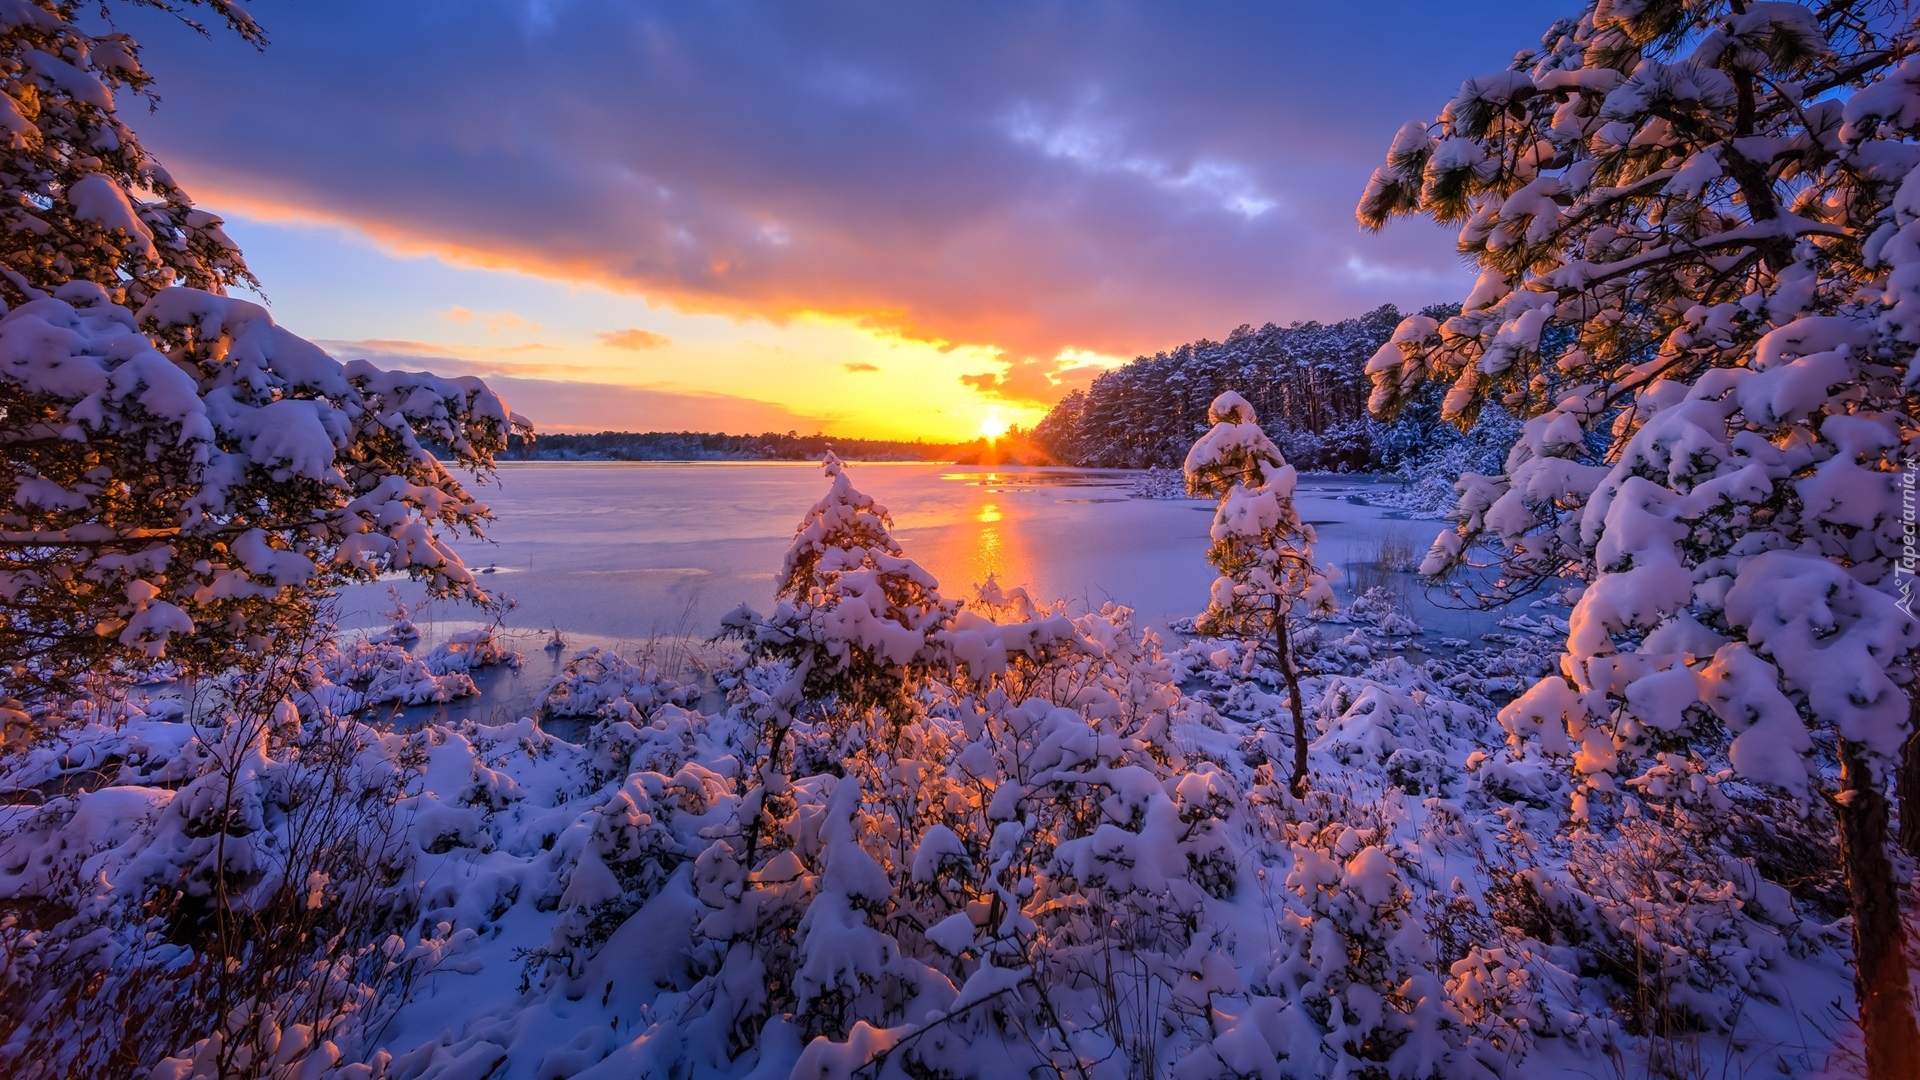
[597,327,672,350]
[959,353,1114,406]
[843,361,879,373]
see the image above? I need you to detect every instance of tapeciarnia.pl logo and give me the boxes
[1900,465,1916,618]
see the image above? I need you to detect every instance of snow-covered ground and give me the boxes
[2,461,1867,1080]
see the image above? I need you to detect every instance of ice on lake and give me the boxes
[336,462,1520,724]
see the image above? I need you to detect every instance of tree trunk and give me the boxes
[1898,692,1920,860]
[1276,612,1310,797]
[1836,737,1920,1080]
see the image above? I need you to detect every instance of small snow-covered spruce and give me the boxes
[1185,390,1336,794]
[718,453,954,865]
[727,453,953,719]
[1357,1,1920,1071]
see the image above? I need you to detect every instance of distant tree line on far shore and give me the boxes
[502,429,996,463]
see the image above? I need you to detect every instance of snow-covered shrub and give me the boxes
[0,678,442,1078]
[313,637,479,710]
[1344,585,1422,637]
[424,627,519,676]
[540,646,686,722]
[1129,466,1193,499]
[1314,674,1474,780]
[530,735,727,981]
[1273,831,1482,1078]
[1552,818,1790,1035]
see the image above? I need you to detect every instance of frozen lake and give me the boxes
[338,462,1506,723]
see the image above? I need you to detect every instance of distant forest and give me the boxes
[502,429,992,462]
[1032,304,1455,471]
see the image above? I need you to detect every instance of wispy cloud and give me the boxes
[320,336,557,358]
[842,361,879,373]
[1003,99,1278,219]
[440,305,542,335]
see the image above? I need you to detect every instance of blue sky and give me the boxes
[117,0,1561,437]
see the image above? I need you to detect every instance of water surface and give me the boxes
[334,463,1499,724]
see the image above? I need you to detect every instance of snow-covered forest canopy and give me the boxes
[1028,306,1527,486]
[1034,307,1404,471]
[2,0,1919,1079]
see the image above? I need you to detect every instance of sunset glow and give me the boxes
[110,1,1550,441]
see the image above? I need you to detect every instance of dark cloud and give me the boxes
[124,0,1548,362]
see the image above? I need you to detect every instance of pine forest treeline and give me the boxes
[1033,304,1424,470]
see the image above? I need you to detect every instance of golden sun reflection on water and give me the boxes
[969,495,1017,587]
[911,474,1044,598]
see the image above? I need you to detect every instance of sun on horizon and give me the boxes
[978,410,1012,442]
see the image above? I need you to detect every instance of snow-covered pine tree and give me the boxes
[1357,2,1920,1071]
[741,452,952,715]
[1185,391,1336,794]
[720,453,952,861]
[0,0,260,309]
[0,2,528,703]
